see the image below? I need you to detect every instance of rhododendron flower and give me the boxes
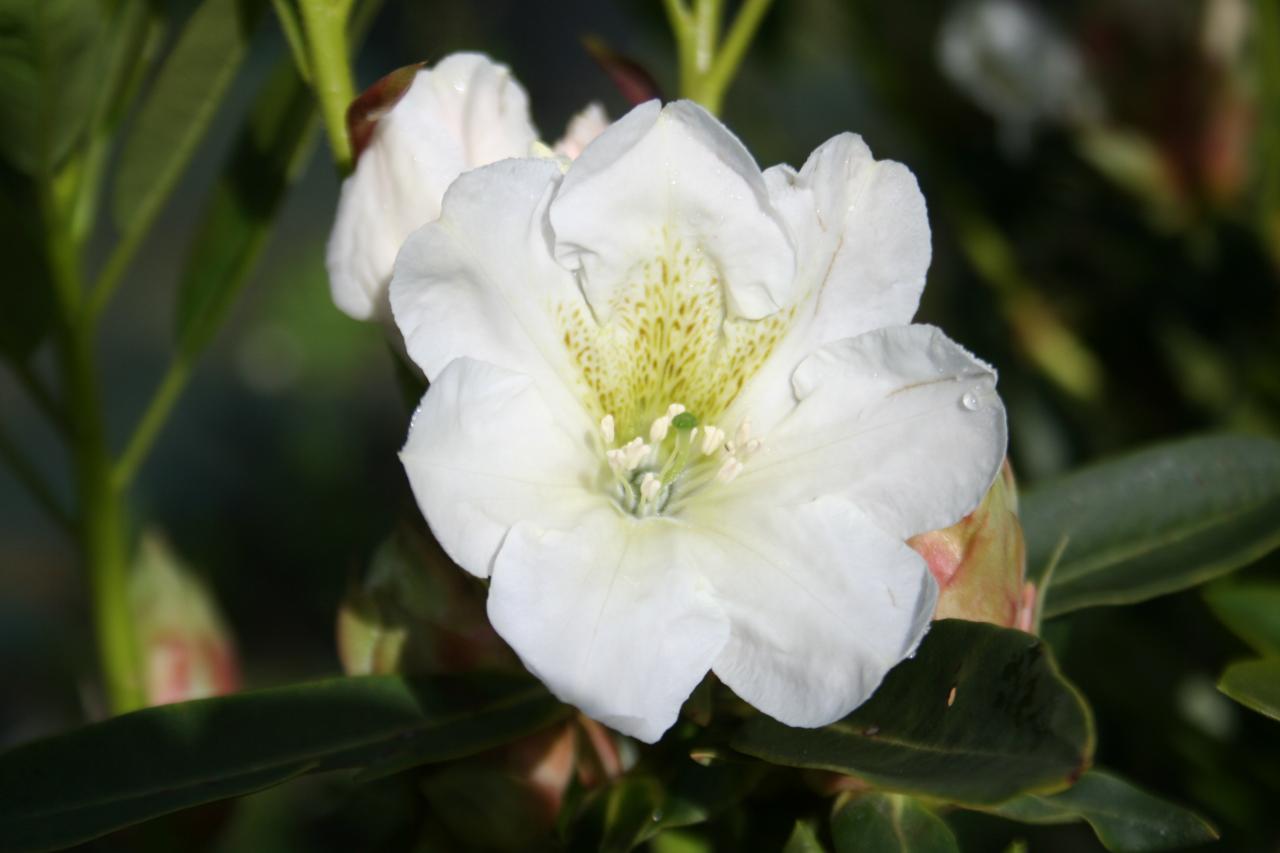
[390,99,1007,742]
[327,53,607,320]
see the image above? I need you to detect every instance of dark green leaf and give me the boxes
[731,620,1094,806]
[0,0,105,175]
[1204,582,1280,655]
[570,776,665,853]
[420,766,555,852]
[636,758,766,843]
[0,673,564,852]
[983,769,1218,852]
[831,794,958,853]
[173,55,315,357]
[782,820,827,853]
[1022,434,1280,617]
[112,0,266,231]
[1218,658,1280,722]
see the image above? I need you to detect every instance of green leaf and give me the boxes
[1022,434,1280,618]
[831,794,958,853]
[0,673,565,852]
[1204,582,1280,655]
[570,776,665,853]
[112,0,265,232]
[419,766,555,852]
[1218,658,1280,722]
[731,620,1094,806]
[0,0,105,175]
[783,820,828,853]
[983,769,1218,852]
[173,55,316,358]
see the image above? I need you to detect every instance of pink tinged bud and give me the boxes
[130,534,240,706]
[908,459,1035,631]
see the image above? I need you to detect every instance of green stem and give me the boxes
[0,421,74,533]
[41,170,143,715]
[297,0,356,172]
[113,355,192,491]
[698,0,773,113]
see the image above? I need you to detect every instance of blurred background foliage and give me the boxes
[0,0,1278,850]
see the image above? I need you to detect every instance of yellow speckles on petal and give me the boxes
[558,233,793,443]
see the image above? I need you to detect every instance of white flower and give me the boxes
[326,53,608,321]
[390,99,1007,743]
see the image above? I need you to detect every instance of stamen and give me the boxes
[716,457,744,483]
[640,472,661,502]
[606,448,628,473]
[735,418,752,448]
[666,403,686,418]
[649,416,671,443]
[623,437,650,470]
[600,414,615,444]
[699,425,724,455]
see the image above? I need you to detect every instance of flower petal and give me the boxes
[553,102,609,159]
[390,157,591,415]
[732,135,932,433]
[738,324,1007,540]
[399,358,601,578]
[328,53,537,321]
[683,496,936,727]
[488,508,729,742]
[548,100,796,320]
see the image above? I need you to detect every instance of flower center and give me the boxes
[556,232,792,515]
[557,232,794,443]
[598,404,762,516]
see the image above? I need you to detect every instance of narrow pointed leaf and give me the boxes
[982,769,1218,852]
[570,776,665,853]
[732,620,1094,806]
[0,673,563,852]
[1218,658,1280,722]
[1204,582,1280,655]
[0,0,105,175]
[1022,434,1280,617]
[832,794,959,853]
[173,56,315,356]
[112,0,267,231]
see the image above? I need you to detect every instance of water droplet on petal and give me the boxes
[961,390,981,411]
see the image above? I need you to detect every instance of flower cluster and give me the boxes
[328,54,1008,742]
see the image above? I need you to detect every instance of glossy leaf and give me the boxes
[832,794,959,853]
[732,620,1093,806]
[0,0,105,175]
[173,56,315,357]
[0,673,564,851]
[1022,434,1280,617]
[1204,582,1280,655]
[1218,658,1280,722]
[984,769,1218,851]
[112,0,266,231]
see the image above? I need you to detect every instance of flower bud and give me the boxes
[908,460,1036,631]
[129,534,240,706]
[327,53,538,322]
[336,527,515,676]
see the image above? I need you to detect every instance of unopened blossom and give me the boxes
[909,459,1036,630]
[129,534,240,706]
[390,99,1007,742]
[327,53,608,321]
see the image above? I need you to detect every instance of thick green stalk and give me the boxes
[297,0,356,172]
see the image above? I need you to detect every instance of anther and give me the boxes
[699,425,724,455]
[716,457,744,483]
[623,438,650,470]
[666,403,686,418]
[735,418,753,448]
[649,416,671,443]
[640,472,661,502]
[600,414,615,444]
